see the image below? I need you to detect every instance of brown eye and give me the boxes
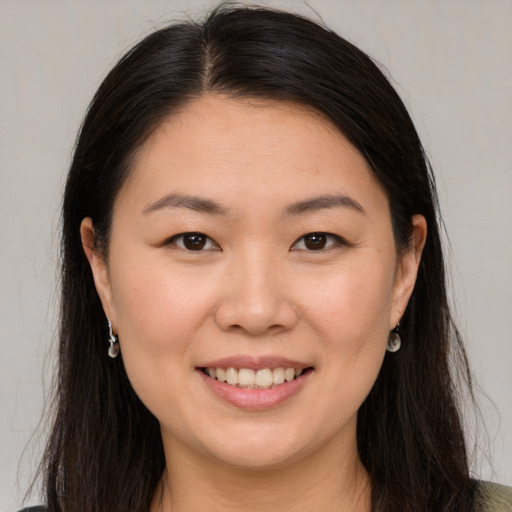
[304,233,327,250]
[169,232,218,251]
[291,232,344,251]
[183,233,207,250]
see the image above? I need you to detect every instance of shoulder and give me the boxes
[17,507,48,512]
[476,481,512,511]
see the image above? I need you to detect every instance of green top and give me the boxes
[477,481,512,511]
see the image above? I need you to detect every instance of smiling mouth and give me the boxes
[200,367,313,390]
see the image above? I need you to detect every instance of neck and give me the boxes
[151,433,371,512]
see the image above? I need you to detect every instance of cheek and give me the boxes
[110,257,208,346]
[107,264,212,425]
[299,260,396,342]
[106,256,214,398]
[296,259,395,397]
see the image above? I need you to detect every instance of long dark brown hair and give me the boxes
[38,4,477,511]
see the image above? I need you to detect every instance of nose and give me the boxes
[214,251,298,336]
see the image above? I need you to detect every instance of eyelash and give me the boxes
[167,232,220,251]
[291,232,346,251]
[166,232,346,252]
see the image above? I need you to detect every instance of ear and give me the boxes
[80,217,118,328]
[390,214,427,329]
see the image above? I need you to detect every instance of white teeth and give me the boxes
[205,366,306,389]
[216,367,226,382]
[284,368,295,382]
[238,368,255,387]
[272,367,285,385]
[255,368,273,388]
[226,367,238,385]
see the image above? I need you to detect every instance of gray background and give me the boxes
[1,1,511,510]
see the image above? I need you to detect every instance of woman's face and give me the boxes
[83,95,425,470]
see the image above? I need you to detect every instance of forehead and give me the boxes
[119,94,387,215]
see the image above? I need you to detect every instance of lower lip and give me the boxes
[198,370,312,410]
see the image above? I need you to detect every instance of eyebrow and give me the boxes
[142,193,229,215]
[284,194,365,216]
[142,192,364,217]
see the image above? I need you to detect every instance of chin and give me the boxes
[211,446,302,471]
[198,426,315,470]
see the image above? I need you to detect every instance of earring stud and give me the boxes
[107,320,120,358]
[387,324,401,353]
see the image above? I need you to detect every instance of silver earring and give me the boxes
[108,320,120,358]
[387,324,401,353]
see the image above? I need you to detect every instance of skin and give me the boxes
[81,95,426,512]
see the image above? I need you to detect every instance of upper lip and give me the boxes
[197,355,312,370]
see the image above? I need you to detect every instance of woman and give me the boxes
[22,4,511,512]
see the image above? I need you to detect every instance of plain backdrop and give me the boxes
[1,1,511,510]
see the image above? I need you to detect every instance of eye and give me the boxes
[168,232,219,251]
[291,232,344,251]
